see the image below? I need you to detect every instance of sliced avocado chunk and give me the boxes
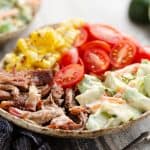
[76,88,104,106]
[86,109,108,130]
[76,74,105,105]
[144,75,150,97]
[101,101,141,123]
[123,87,150,111]
[137,63,150,77]
[104,72,128,91]
[77,74,104,93]
[86,100,141,130]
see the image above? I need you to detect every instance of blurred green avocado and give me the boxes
[129,0,150,24]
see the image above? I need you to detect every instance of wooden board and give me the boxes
[0,0,150,149]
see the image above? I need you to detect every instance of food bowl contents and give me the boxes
[0,19,150,131]
[0,0,40,34]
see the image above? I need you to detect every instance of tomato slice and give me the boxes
[54,64,84,88]
[74,28,88,47]
[123,35,144,63]
[110,39,137,68]
[138,46,150,61]
[87,24,122,45]
[59,48,79,67]
[123,36,150,63]
[83,48,110,74]
[81,40,111,54]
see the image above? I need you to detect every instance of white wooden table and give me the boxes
[1,0,150,149]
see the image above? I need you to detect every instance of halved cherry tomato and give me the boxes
[123,35,143,63]
[74,28,88,47]
[137,46,150,61]
[54,64,84,88]
[122,35,150,62]
[87,24,122,45]
[59,48,79,67]
[83,48,110,74]
[81,40,111,54]
[110,39,137,68]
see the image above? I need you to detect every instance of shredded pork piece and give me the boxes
[65,88,76,109]
[51,83,64,106]
[0,90,11,100]
[30,70,53,86]
[49,105,89,130]
[69,106,89,115]
[27,108,64,125]
[0,71,30,89]
[48,115,82,130]
[40,84,51,98]
[0,101,14,110]
[0,70,53,90]
[9,104,64,125]
[69,106,89,130]
[0,84,19,99]
[25,85,41,111]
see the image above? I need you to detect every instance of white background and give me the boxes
[32,0,149,45]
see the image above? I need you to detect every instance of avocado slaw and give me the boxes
[75,60,150,130]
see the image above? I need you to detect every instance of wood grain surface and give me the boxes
[0,0,150,149]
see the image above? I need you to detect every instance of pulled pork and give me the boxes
[65,88,77,109]
[51,83,64,106]
[25,85,41,111]
[0,69,89,130]
[0,84,19,98]
[0,71,30,89]
[0,90,11,100]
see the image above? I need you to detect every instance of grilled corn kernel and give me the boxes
[3,19,84,71]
